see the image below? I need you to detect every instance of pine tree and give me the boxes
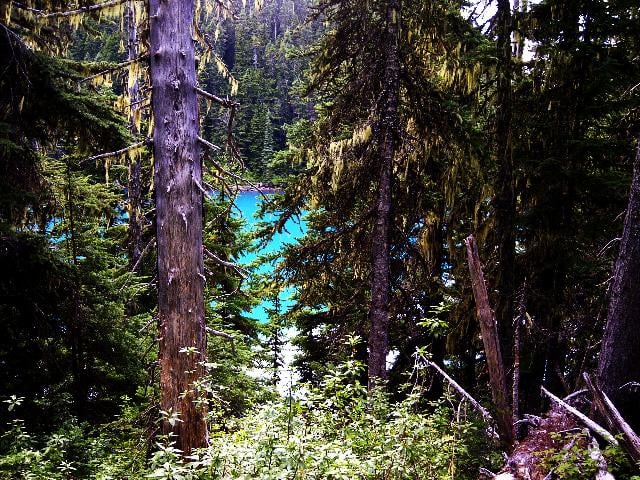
[269,0,489,387]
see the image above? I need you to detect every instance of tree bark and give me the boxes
[149,0,207,454]
[367,0,400,388]
[493,0,515,383]
[465,235,514,448]
[598,139,640,429]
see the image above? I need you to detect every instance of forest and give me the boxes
[1,0,640,478]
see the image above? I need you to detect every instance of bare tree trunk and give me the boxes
[367,0,400,388]
[466,235,514,448]
[598,139,640,429]
[149,0,208,454]
[125,0,143,268]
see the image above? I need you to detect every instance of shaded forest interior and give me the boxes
[1,0,640,478]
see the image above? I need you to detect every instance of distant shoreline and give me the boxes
[235,183,283,194]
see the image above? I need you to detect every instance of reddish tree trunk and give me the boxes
[149,0,208,454]
[466,235,514,448]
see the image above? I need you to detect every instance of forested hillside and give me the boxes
[1,0,640,478]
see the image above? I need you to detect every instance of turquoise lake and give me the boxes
[234,191,307,322]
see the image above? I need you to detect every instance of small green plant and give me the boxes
[418,300,455,338]
[538,431,599,480]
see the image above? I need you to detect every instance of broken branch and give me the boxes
[541,386,619,446]
[584,373,640,462]
[195,87,239,108]
[427,360,495,426]
[81,140,147,164]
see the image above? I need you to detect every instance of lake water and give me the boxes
[234,191,307,322]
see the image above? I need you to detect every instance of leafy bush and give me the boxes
[148,343,500,480]
[0,396,148,480]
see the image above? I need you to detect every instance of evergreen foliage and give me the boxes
[1,0,640,476]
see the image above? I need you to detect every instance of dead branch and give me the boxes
[206,327,236,355]
[79,55,149,85]
[195,86,238,108]
[584,373,640,462]
[588,436,616,480]
[15,0,128,19]
[513,281,527,438]
[541,386,619,446]
[479,467,497,479]
[563,389,588,404]
[206,327,234,341]
[197,135,222,153]
[131,238,155,273]
[81,140,147,164]
[427,360,495,426]
[620,381,640,392]
[203,247,247,279]
[138,315,157,334]
[198,136,273,205]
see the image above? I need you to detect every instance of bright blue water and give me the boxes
[235,191,307,322]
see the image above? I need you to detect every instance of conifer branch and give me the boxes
[14,0,128,19]
[206,327,235,341]
[79,55,149,85]
[81,140,148,164]
[203,247,247,278]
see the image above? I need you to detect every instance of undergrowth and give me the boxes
[1,344,501,479]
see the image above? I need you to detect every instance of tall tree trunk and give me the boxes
[493,0,515,380]
[598,139,640,429]
[125,0,143,268]
[149,0,208,454]
[368,0,400,388]
[66,161,86,417]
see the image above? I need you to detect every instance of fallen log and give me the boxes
[541,386,618,446]
[584,373,640,463]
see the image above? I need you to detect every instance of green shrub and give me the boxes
[148,346,499,480]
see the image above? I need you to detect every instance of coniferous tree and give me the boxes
[148,0,208,453]
[269,0,489,387]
